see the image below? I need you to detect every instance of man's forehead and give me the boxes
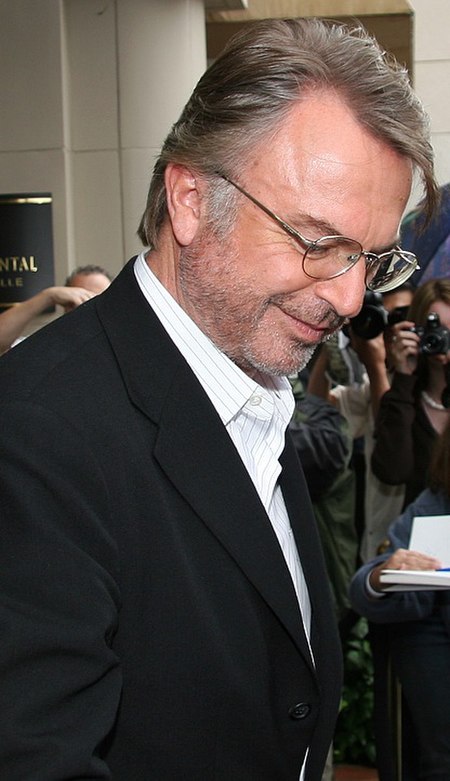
[70,272,111,293]
[269,90,376,166]
[245,92,411,252]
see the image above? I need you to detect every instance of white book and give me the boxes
[379,568,450,591]
[380,514,450,591]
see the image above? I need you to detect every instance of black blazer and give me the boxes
[0,259,342,780]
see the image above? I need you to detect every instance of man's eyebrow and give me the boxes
[288,211,343,237]
[289,211,400,252]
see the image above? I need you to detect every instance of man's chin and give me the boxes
[241,343,318,378]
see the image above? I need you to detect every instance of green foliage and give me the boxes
[333,617,376,767]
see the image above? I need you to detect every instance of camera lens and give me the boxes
[421,333,443,355]
[350,291,387,339]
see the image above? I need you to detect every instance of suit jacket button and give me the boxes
[288,702,311,720]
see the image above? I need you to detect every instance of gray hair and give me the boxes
[138,17,438,249]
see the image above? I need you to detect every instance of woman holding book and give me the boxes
[350,416,450,781]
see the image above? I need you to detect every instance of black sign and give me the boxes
[0,193,55,310]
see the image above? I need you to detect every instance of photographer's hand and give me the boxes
[386,320,420,375]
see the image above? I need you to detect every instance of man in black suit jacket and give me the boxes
[0,18,437,781]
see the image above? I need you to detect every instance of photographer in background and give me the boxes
[372,278,450,508]
[346,280,450,781]
[308,284,415,781]
[350,415,450,781]
[308,284,414,564]
[0,265,113,354]
[288,372,357,637]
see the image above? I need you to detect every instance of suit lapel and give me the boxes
[96,260,317,667]
[155,368,316,663]
[281,435,341,672]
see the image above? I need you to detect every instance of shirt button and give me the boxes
[288,702,311,720]
[250,395,262,406]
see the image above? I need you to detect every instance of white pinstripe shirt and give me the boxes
[134,252,312,641]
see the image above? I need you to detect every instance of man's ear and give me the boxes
[165,164,202,246]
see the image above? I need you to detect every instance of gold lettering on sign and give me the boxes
[0,256,38,272]
[0,277,24,288]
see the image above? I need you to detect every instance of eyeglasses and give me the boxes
[218,174,419,293]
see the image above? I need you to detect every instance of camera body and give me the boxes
[349,294,450,355]
[349,291,409,340]
[413,312,450,355]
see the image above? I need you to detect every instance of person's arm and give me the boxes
[0,287,95,353]
[289,393,351,500]
[0,400,121,778]
[350,551,439,624]
[369,315,422,485]
[349,494,441,623]
[371,370,418,484]
[306,345,335,401]
[349,331,390,419]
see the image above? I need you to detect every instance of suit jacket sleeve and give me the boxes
[0,400,122,780]
[371,371,418,484]
[289,393,351,501]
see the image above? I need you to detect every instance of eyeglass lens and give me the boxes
[303,238,416,293]
[366,252,417,292]
[302,236,361,277]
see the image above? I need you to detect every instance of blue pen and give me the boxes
[436,567,450,571]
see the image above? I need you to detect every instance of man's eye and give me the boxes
[305,243,330,258]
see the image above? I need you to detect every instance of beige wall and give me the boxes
[409,0,450,203]
[0,1,69,285]
[65,0,207,274]
[0,0,207,284]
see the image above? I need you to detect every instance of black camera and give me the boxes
[349,291,409,340]
[414,312,450,356]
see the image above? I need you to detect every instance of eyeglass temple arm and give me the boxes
[217,173,311,244]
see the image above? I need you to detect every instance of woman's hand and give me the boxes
[385,320,420,374]
[369,547,442,592]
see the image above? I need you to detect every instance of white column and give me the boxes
[67,0,207,271]
[0,0,69,282]
[0,0,207,283]
[117,0,207,259]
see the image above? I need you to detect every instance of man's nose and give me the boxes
[314,260,367,319]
